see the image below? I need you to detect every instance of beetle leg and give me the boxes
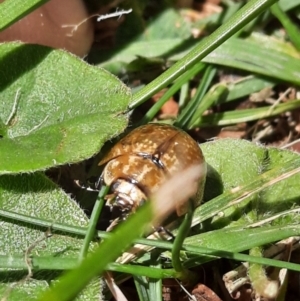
[106,217,120,231]
[155,226,175,240]
[105,193,117,209]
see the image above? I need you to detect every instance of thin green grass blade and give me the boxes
[176,65,216,128]
[138,61,205,126]
[130,0,278,110]
[187,83,228,128]
[183,224,300,269]
[37,200,154,301]
[192,99,300,127]
[169,35,300,85]
[134,276,150,301]
[79,186,109,261]
[271,3,300,51]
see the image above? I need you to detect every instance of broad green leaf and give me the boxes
[279,0,300,11]
[254,146,300,218]
[137,8,191,40]
[0,0,48,31]
[201,138,268,203]
[226,76,275,102]
[37,187,158,301]
[0,172,103,300]
[183,139,300,267]
[249,32,300,58]
[89,39,184,72]
[2,139,300,299]
[197,139,300,227]
[0,42,131,174]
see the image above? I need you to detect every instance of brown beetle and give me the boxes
[98,123,206,221]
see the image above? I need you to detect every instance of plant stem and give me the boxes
[171,201,197,282]
[78,185,109,261]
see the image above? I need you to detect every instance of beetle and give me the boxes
[98,123,206,222]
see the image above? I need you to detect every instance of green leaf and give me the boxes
[92,39,185,72]
[138,8,192,40]
[226,76,275,102]
[0,172,103,300]
[279,0,300,11]
[201,36,300,85]
[184,224,300,267]
[97,33,300,86]
[0,42,131,174]
[0,0,48,31]
[181,139,300,267]
[196,139,300,227]
[169,34,300,85]
[2,139,300,299]
[37,191,156,301]
[193,100,300,127]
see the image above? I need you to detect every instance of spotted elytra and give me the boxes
[98,123,206,223]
